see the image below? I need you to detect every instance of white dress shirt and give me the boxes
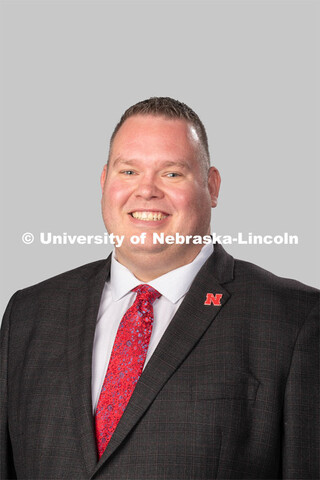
[91,243,214,413]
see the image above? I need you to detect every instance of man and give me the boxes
[1,97,319,479]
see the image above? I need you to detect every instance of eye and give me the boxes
[121,170,136,175]
[166,172,182,178]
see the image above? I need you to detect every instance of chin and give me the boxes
[130,243,169,255]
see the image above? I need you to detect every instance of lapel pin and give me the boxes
[204,293,223,306]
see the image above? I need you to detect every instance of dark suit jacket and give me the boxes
[1,245,319,479]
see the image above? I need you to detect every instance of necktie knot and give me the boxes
[132,284,161,305]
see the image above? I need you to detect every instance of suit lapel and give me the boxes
[92,244,234,477]
[67,257,111,476]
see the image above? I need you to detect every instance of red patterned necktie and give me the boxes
[95,284,161,458]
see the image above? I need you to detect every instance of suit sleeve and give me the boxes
[282,298,320,479]
[1,294,18,480]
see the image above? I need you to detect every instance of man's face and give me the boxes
[101,114,220,275]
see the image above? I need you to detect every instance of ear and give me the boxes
[207,166,221,208]
[100,164,108,191]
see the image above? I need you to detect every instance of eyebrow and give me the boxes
[112,157,190,170]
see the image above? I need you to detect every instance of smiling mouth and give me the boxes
[130,211,169,221]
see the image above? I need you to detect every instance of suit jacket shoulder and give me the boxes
[231,256,319,317]
[17,257,110,294]
[234,256,319,294]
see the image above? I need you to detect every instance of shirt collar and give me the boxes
[110,243,214,304]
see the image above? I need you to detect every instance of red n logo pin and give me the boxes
[204,293,223,306]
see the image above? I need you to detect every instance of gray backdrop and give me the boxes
[1,0,319,316]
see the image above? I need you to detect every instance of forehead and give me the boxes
[110,115,201,161]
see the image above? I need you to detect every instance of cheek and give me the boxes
[102,181,129,206]
[173,190,212,230]
[170,187,205,212]
[166,186,195,209]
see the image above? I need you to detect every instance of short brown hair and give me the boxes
[109,97,210,167]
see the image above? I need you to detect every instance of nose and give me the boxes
[134,174,164,200]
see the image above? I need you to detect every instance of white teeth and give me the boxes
[131,211,168,221]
